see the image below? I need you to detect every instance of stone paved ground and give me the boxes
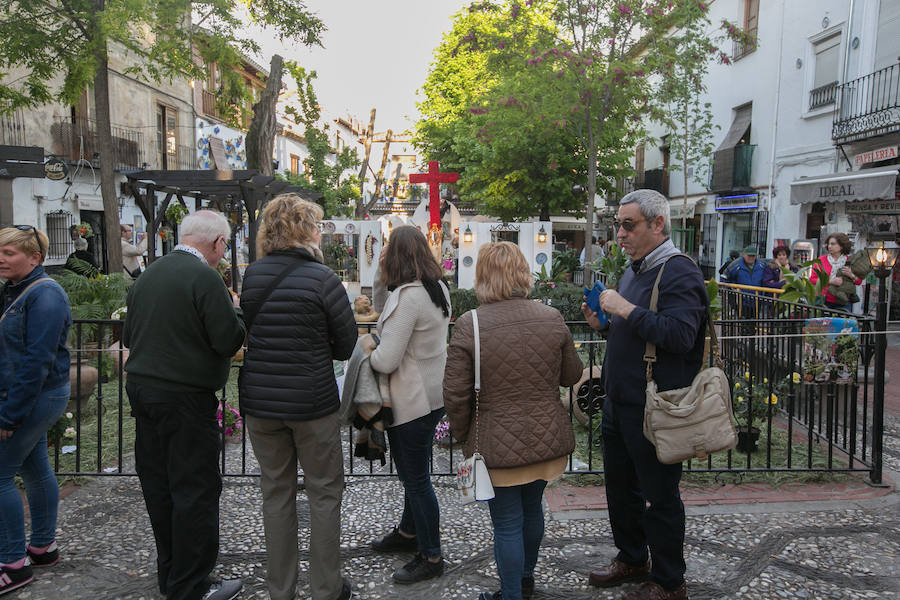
[9,342,900,600]
[9,409,900,600]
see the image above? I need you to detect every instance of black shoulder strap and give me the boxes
[244,258,306,331]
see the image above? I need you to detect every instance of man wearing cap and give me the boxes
[726,246,765,323]
[726,245,765,288]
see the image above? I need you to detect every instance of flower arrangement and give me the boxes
[732,371,782,428]
[77,223,94,238]
[217,401,242,438]
[159,226,174,242]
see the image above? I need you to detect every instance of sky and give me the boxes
[256,0,471,135]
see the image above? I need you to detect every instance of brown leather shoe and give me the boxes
[620,581,688,600]
[588,558,651,588]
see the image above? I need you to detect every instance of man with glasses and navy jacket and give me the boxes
[582,190,707,600]
[123,210,246,600]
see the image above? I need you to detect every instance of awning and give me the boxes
[669,198,699,219]
[790,165,899,205]
[716,105,752,151]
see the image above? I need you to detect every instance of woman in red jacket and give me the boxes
[809,232,860,311]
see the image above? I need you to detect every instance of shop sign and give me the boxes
[846,199,900,214]
[77,194,104,211]
[854,146,898,167]
[44,157,68,181]
[715,193,758,211]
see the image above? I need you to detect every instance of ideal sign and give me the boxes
[854,146,898,167]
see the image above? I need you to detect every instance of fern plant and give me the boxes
[52,271,131,345]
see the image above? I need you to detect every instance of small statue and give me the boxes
[354,294,380,336]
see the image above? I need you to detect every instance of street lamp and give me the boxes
[864,228,899,485]
[463,225,472,244]
[537,224,547,244]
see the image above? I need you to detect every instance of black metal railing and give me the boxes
[832,62,900,143]
[50,117,144,172]
[809,80,838,110]
[57,305,882,481]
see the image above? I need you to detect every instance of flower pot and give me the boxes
[736,426,760,453]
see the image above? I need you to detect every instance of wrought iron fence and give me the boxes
[809,80,838,110]
[832,62,900,142]
[57,301,882,482]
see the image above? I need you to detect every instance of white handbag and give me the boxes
[456,310,495,504]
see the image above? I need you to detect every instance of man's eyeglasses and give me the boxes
[217,236,231,251]
[12,225,44,258]
[612,218,646,232]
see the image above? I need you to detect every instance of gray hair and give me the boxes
[620,189,671,236]
[180,209,230,243]
[74,237,88,251]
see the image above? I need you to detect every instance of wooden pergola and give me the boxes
[124,169,321,289]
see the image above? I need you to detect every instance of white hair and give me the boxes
[620,189,671,236]
[180,210,230,243]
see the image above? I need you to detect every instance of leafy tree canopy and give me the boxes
[416,1,586,221]
[279,62,361,219]
[0,0,324,115]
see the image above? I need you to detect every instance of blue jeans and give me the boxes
[386,407,444,558]
[487,480,547,600]
[0,383,69,563]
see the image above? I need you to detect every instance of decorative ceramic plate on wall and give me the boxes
[535,252,548,265]
[345,223,356,233]
[323,222,336,234]
[462,256,473,267]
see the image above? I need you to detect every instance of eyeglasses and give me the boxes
[217,236,231,251]
[12,225,44,258]
[612,218,646,232]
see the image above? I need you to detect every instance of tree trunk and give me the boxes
[91,12,122,275]
[355,108,376,217]
[365,129,392,214]
[246,55,284,175]
[681,102,688,249]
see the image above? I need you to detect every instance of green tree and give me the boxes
[456,0,747,280]
[416,1,585,221]
[280,63,361,219]
[0,0,323,273]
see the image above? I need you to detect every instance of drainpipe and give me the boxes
[836,0,856,173]
[766,0,786,256]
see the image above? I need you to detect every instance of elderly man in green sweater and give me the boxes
[122,210,246,600]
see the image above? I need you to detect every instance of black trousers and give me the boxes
[601,397,686,591]
[127,381,223,600]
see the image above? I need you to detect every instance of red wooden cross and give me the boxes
[408,161,459,233]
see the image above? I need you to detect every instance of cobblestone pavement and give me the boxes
[9,415,900,600]
[8,342,900,599]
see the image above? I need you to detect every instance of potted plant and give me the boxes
[731,370,781,452]
[551,249,581,282]
[596,243,628,288]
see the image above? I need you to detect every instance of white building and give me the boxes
[637,0,899,278]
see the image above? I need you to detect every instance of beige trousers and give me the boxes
[245,412,345,600]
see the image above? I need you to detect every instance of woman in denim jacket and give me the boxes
[0,226,72,595]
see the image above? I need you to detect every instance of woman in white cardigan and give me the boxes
[368,225,451,584]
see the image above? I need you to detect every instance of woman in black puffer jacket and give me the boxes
[239,193,357,600]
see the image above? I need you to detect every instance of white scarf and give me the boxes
[826,253,846,273]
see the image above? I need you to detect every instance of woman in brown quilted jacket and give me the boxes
[444,242,584,600]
